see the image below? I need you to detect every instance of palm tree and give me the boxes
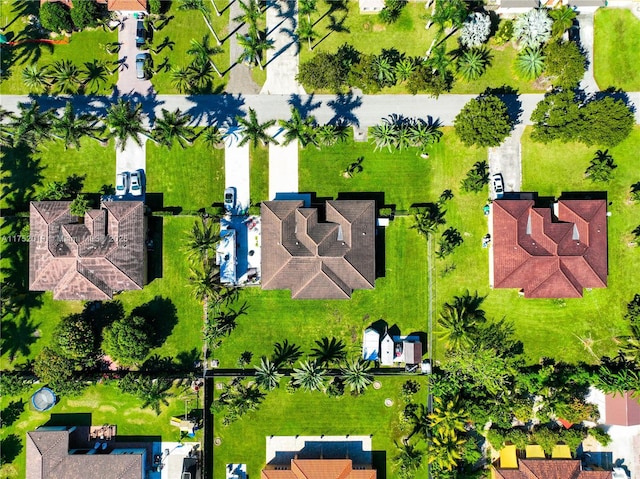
[189,262,226,322]
[272,340,302,367]
[299,0,317,22]
[343,156,364,178]
[52,102,103,150]
[550,5,577,37]
[515,47,545,80]
[278,106,317,147]
[411,203,446,239]
[394,57,417,83]
[374,55,396,87]
[394,442,423,476]
[187,61,217,92]
[47,60,83,95]
[236,108,276,148]
[22,65,49,93]
[187,34,223,74]
[200,125,225,149]
[438,290,486,350]
[409,119,443,148]
[429,433,465,471]
[315,123,349,147]
[234,0,261,28]
[82,59,110,93]
[151,108,195,150]
[428,398,469,438]
[370,121,399,152]
[427,44,453,75]
[236,31,273,70]
[254,357,283,390]
[171,65,192,93]
[585,149,617,182]
[138,378,172,415]
[10,101,54,147]
[457,47,491,81]
[310,337,347,365]
[297,17,316,51]
[0,108,15,148]
[292,360,327,392]
[185,216,218,264]
[104,99,148,151]
[340,358,373,394]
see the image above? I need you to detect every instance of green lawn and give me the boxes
[0,382,202,479]
[250,145,269,204]
[594,9,640,91]
[149,3,230,93]
[146,138,225,212]
[0,0,118,95]
[212,376,429,479]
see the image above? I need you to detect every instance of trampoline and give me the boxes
[31,387,56,411]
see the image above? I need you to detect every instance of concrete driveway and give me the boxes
[576,13,600,93]
[267,126,298,199]
[488,124,524,198]
[114,136,147,199]
[116,12,153,95]
[224,132,251,211]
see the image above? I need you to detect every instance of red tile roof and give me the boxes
[493,459,612,479]
[106,0,147,11]
[261,200,376,299]
[492,198,607,298]
[29,201,146,300]
[605,392,640,426]
[261,459,376,479]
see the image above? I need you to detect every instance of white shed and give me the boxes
[362,328,380,361]
[380,333,395,366]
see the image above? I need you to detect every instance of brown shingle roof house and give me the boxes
[26,428,145,479]
[493,459,612,479]
[261,200,376,299]
[29,201,146,300]
[262,459,376,479]
[491,198,607,298]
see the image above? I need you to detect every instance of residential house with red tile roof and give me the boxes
[492,458,612,479]
[262,459,376,479]
[260,200,376,299]
[491,197,607,298]
[29,201,146,300]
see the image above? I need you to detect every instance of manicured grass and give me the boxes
[0,0,118,95]
[594,9,640,91]
[299,130,486,211]
[250,145,269,204]
[0,382,202,479]
[212,376,429,479]
[148,3,229,93]
[146,138,225,212]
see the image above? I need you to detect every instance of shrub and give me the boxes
[505,429,528,450]
[514,47,545,80]
[70,0,101,29]
[460,12,491,48]
[487,428,506,450]
[513,8,552,49]
[559,428,586,453]
[148,0,162,14]
[69,194,90,217]
[454,95,512,147]
[543,40,585,89]
[588,426,612,446]
[494,19,514,45]
[531,427,559,456]
[53,313,97,366]
[102,316,151,366]
[40,2,73,32]
[401,379,421,400]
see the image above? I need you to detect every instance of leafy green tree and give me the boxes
[69,195,90,217]
[456,47,491,81]
[588,426,611,446]
[255,357,283,390]
[494,19,514,45]
[454,94,512,147]
[104,99,148,151]
[530,91,581,143]
[515,47,545,80]
[0,373,34,397]
[340,358,373,394]
[34,347,81,394]
[53,313,96,365]
[151,108,195,149]
[513,8,552,49]
[549,5,577,37]
[70,0,101,29]
[52,101,102,150]
[438,290,486,351]
[40,1,73,32]
[585,149,617,183]
[236,107,276,148]
[444,347,515,395]
[102,316,151,366]
[543,40,585,89]
[310,337,347,366]
[292,360,327,392]
[531,426,559,456]
[578,96,634,147]
[278,106,317,147]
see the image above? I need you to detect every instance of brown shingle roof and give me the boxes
[492,198,607,298]
[262,459,376,479]
[261,200,376,299]
[493,459,612,479]
[26,430,143,479]
[29,201,146,300]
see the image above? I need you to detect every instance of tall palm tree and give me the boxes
[187,34,223,74]
[292,360,327,392]
[47,60,83,95]
[515,47,545,80]
[297,17,316,51]
[428,398,469,438]
[278,106,317,147]
[310,337,347,365]
[298,0,317,23]
[393,442,423,476]
[429,433,465,471]
[22,65,49,93]
[189,262,226,322]
[550,5,577,37]
[236,30,273,70]
[457,47,491,81]
[411,203,446,239]
[409,119,443,148]
[82,59,110,93]
[10,101,54,147]
[0,108,15,148]
[138,378,172,415]
[272,340,302,367]
[370,121,399,152]
[254,357,283,390]
[104,99,148,151]
[437,290,486,350]
[585,149,617,182]
[52,102,103,150]
[151,108,195,150]
[234,0,261,28]
[236,108,276,148]
[200,125,225,149]
[185,216,218,264]
[340,358,373,394]
[171,65,192,93]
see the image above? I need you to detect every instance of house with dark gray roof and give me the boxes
[26,427,146,479]
[29,201,146,300]
[260,200,376,299]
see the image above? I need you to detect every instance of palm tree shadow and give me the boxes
[1,145,45,210]
[312,13,349,49]
[287,93,322,118]
[184,93,246,128]
[327,91,363,127]
[0,315,40,362]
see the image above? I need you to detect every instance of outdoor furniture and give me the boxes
[94,442,101,450]
[525,445,545,459]
[499,445,518,469]
[551,444,571,459]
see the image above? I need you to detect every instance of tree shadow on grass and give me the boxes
[0,399,25,428]
[0,434,22,466]
[0,316,40,363]
[1,144,45,213]
[131,296,178,348]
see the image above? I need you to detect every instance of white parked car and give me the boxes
[115,172,129,195]
[492,173,504,198]
[129,171,143,196]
